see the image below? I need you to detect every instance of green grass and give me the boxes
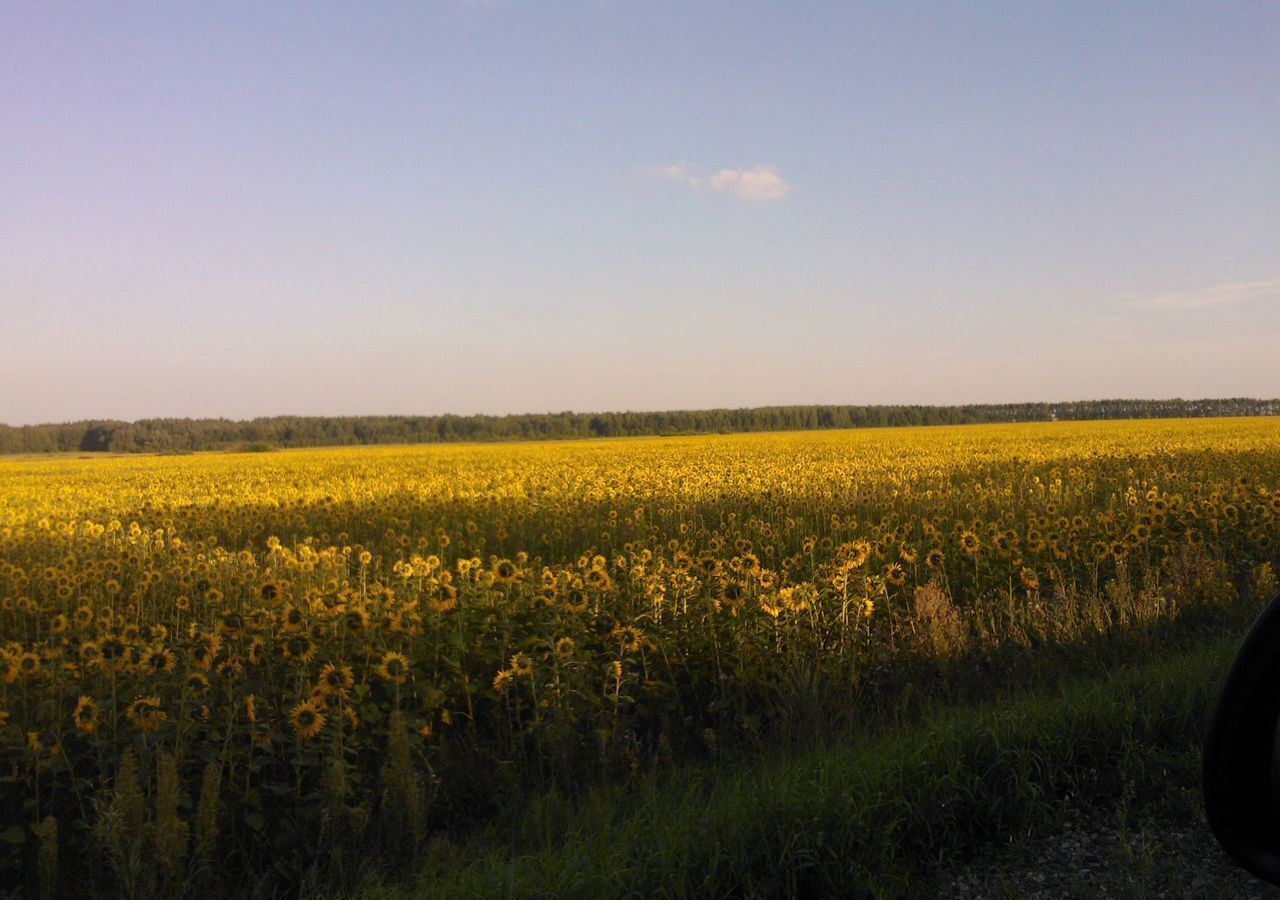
[356,630,1244,899]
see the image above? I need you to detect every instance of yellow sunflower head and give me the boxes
[72,696,99,734]
[317,663,354,695]
[376,651,410,684]
[290,700,327,741]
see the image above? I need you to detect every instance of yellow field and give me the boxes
[1,417,1278,891]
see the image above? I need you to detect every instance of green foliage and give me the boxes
[193,761,222,880]
[380,637,1241,899]
[154,751,189,895]
[2,398,1278,454]
[34,815,56,899]
[96,750,151,898]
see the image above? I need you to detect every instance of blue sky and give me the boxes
[2,2,1277,425]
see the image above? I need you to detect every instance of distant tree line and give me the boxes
[2,398,1277,454]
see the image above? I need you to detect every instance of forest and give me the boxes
[2,397,1277,454]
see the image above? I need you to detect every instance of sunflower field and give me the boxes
[1,418,1278,896]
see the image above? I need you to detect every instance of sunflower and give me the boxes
[72,695,99,734]
[219,613,244,637]
[280,604,305,632]
[282,635,317,664]
[779,586,810,614]
[492,669,514,694]
[584,567,612,591]
[245,608,272,630]
[317,663,355,695]
[342,607,369,634]
[8,651,41,681]
[99,636,129,670]
[126,696,167,733]
[247,637,266,665]
[562,586,589,613]
[27,730,62,758]
[885,563,906,587]
[79,641,102,666]
[138,624,166,643]
[290,700,327,740]
[141,647,176,675]
[846,541,871,568]
[959,531,981,555]
[508,652,533,677]
[190,642,218,671]
[373,611,395,633]
[717,580,745,604]
[925,548,945,570]
[186,672,212,696]
[376,651,410,684]
[431,583,459,613]
[492,559,520,585]
[1019,567,1040,591]
[554,637,576,657]
[610,626,647,655]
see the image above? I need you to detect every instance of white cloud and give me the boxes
[1126,276,1280,311]
[660,164,688,180]
[643,162,791,201]
[706,165,791,201]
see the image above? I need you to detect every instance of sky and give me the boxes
[2,2,1278,425]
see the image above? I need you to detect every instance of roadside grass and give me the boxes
[355,621,1251,899]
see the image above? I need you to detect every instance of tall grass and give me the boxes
[379,633,1241,899]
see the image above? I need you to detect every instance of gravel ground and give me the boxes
[928,808,1280,899]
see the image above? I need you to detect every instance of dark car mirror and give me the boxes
[1204,591,1280,885]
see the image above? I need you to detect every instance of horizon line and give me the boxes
[5,395,1279,430]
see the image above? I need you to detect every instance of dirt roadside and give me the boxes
[929,807,1280,899]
